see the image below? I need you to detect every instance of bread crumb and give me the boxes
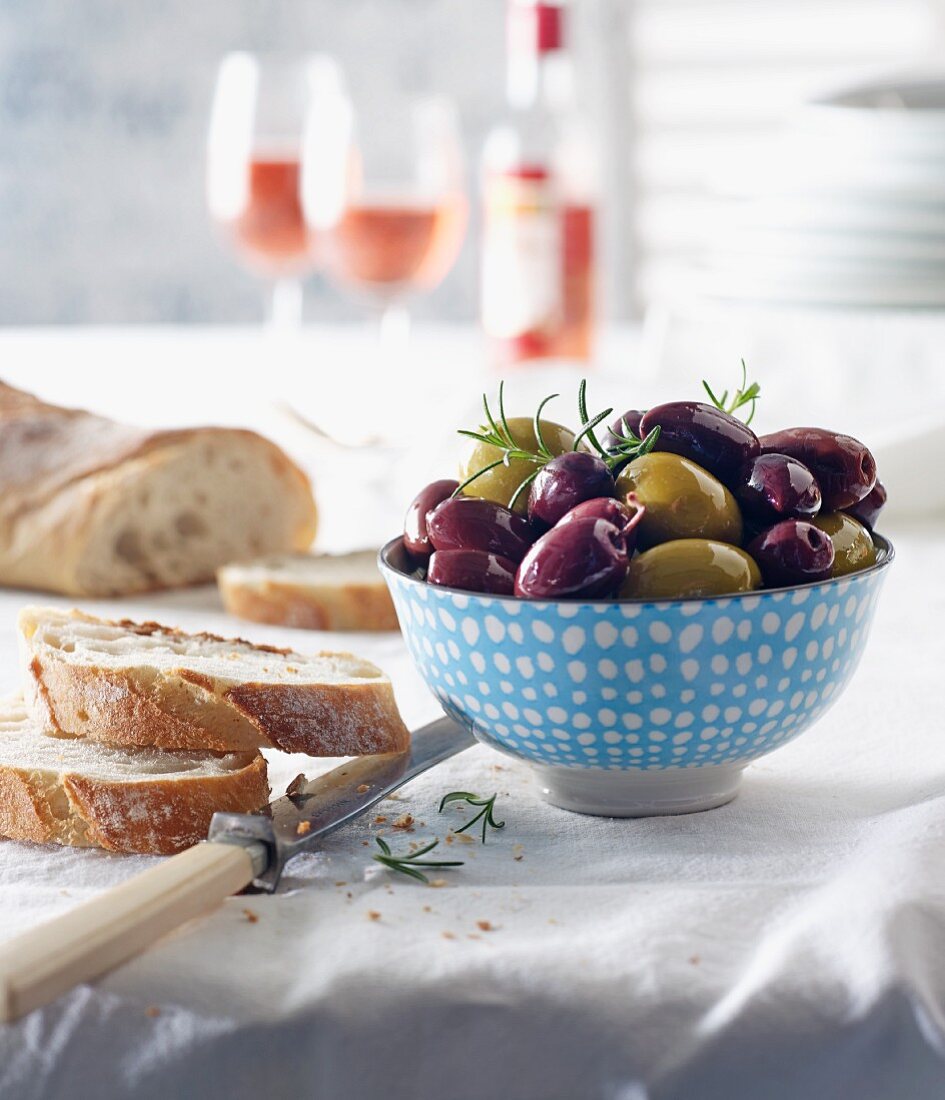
[441,931,456,940]
[367,910,381,922]
[346,891,353,899]
[457,832,476,845]
[476,920,494,932]
[334,881,347,887]
[548,917,559,925]
[689,955,701,966]
[444,834,454,844]
[374,815,387,824]
[296,821,311,836]
[422,905,432,913]
[428,879,448,889]
[286,774,306,796]
[512,844,524,861]
[145,1006,160,1018]
[361,840,369,846]
[356,783,371,793]
[242,908,259,924]
[467,934,481,941]
[392,813,414,829]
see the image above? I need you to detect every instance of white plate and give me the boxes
[731,195,945,237]
[693,260,945,307]
[710,228,945,264]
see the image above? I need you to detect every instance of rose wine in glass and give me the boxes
[302,93,468,345]
[207,52,344,327]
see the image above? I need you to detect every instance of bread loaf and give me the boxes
[20,606,410,756]
[0,381,317,596]
[218,550,399,631]
[0,695,268,855]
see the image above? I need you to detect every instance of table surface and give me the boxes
[1,328,944,1100]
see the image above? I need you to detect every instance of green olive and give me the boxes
[621,539,762,599]
[458,416,575,515]
[615,451,743,548]
[811,512,876,577]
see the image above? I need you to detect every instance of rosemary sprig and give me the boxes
[439,791,506,844]
[372,836,464,884]
[703,360,761,425]
[453,381,560,507]
[455,381,660,508]
[575,379,661,471]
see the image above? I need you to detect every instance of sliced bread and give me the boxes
[217,550,399,632]
[0,695,268,855]
[0,380,318,596]
[20,606,410,756]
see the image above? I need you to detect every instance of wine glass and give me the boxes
[301,90,468,347]
[207,51,344,328]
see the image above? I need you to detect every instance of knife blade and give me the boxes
[0,714,476,1022]
[209,714,476,891]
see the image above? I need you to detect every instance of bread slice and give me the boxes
[217,550,399,632]
[0,695,268,855]
[0,380,317,596]
[20,606,410,756]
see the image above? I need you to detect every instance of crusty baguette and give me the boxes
[217,550,399,632]
[20,606,410,756]
[0,380,317,596]
[0,695,268,855]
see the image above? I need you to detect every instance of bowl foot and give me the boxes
[533,763,744,817]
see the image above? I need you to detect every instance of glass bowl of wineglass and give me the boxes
[301,89,468,347]
[207,51,345,327]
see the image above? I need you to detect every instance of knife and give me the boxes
[0,716,475,1024]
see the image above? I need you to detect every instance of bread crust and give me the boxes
[218,572,399,632]
[0,751,268,855]
[22,608,411,757]
[0,381,318,596]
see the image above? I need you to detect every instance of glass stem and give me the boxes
[378,300,411,349]
[268,278,303,329]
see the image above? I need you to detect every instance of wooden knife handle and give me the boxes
[0,841,258,1024]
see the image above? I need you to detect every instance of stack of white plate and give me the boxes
[698,73,945,307]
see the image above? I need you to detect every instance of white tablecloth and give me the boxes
[1,331,944,1099]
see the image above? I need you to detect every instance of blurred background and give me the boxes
[3,0,945,526]
[4,0,945,325]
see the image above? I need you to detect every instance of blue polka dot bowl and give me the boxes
[380,536,894,817]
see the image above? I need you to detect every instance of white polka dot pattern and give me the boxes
[384,565,891,772]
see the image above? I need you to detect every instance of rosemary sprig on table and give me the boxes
[703,360,761,425]
[454,380,660,509]
[439,791,506,844]
[372,836,464,884]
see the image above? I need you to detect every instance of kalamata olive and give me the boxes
[845,478,886,530]
[639,401,760,484]
[427,497,534,563]
[603,409,645,450]
[404,479,459,558]
[459,416,575,516]
[557,495,646,555]
[527,451,615,530]
[735,452,821,523]
[515,517,628,599]
[758,427,876,510]
[747,520,835,587]
[615,451,743,548]
[621,539,762,600]
[811,512,876,577]
[427,549,517,595]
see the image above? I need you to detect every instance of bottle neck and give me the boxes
[507,48,573,111]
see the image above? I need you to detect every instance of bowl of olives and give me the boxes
[380,373,894,817]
